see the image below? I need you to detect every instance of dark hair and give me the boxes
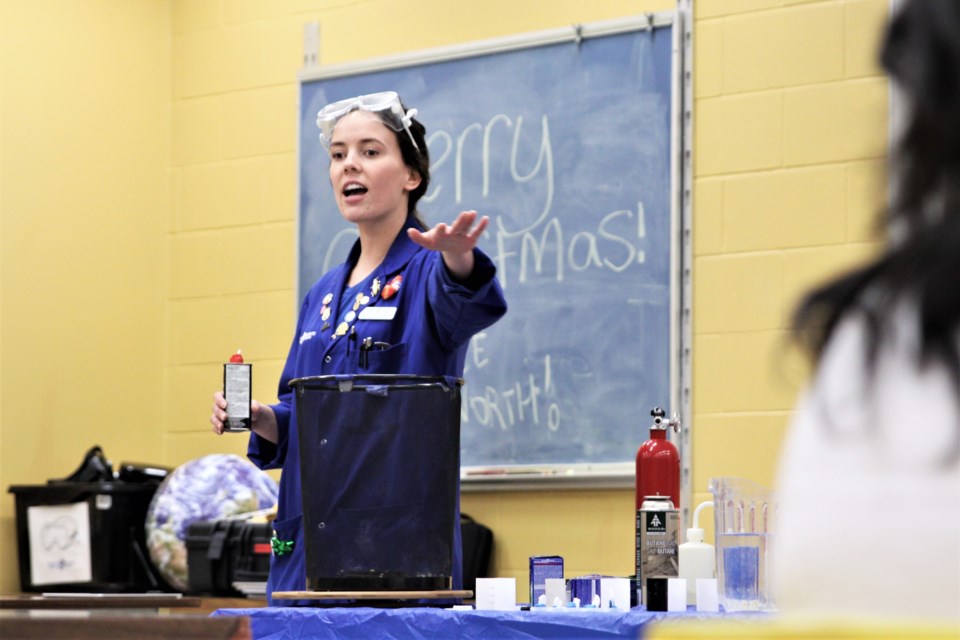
[792,0,960,458]
[375,101,430,229]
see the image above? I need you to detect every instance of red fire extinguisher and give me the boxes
[635,407,681,510]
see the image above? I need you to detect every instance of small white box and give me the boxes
[475,577,517,611]
[667,578,687,611]
[696,578,719,612]
[544,578,566,606]
[599,578,632,610]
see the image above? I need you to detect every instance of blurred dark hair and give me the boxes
[375,100,430,229]
[792,0,960,457]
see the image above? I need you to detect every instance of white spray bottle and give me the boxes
[678,500,715,605]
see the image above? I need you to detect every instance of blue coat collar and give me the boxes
[343,216,423,279]
[329,217,424,313]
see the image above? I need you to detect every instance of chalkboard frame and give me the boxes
[296,11,690,493]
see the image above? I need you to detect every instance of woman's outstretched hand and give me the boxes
[408,210,488,279]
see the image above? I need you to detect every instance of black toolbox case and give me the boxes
[186,519,271,595]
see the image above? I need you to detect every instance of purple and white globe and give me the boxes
[145,454,278,591]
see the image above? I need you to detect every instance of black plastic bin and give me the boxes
[8,482,165,593]
[292,374,462,592]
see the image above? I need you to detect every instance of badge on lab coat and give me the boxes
[358,306,397,321]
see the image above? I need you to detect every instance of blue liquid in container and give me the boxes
[722,544,759,601]
[716,532,771,611]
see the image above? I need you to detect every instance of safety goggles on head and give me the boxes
[316,91,420,152]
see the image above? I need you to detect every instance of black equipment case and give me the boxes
[186,519,271,595]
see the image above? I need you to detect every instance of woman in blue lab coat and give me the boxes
[211,92,507,604]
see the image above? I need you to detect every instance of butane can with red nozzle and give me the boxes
[223,349,252,432]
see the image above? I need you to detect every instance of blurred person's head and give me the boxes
[792,0,960,462]
[880,0,960,235]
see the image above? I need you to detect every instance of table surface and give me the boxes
[272,590,473,600]
[0,594,266,613]
[213,605,765,640]
[0,594,202,610]
[0,613,252,640]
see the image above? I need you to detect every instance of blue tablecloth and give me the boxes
[212,606,760,639]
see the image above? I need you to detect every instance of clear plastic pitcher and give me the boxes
[708,477,777,611]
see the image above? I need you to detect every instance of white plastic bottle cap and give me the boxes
[685,527,704,543]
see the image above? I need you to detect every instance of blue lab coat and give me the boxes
[248,217,507,604]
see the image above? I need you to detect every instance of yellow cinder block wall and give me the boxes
[1,0,171,592]
[690,0,888,517]
[0,0,889,598]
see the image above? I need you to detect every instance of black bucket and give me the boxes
[291,374,462,592]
